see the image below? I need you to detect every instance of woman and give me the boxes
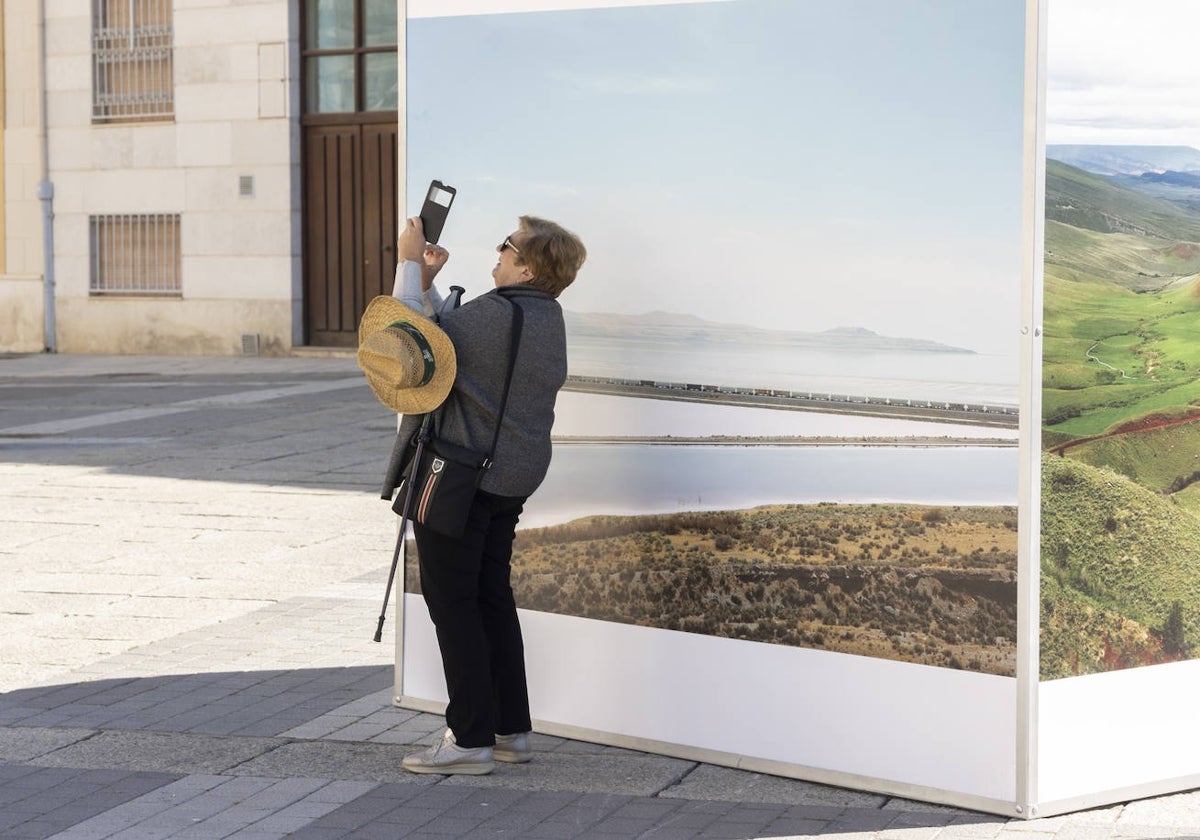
[394,214,586,775]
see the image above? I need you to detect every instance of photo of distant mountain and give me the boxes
[564,310,976,354]
[1046,144,1200,177]
[1041,144,1200,679]
[1045,146,1200,248]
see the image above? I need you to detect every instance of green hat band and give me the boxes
[388,320,436,386]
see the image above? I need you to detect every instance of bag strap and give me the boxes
[484,298,524,468]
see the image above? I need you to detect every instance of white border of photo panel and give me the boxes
[401,595,1018,811]
[1036,660,1200,816]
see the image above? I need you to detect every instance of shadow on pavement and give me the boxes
[0,666,393,741]
[0,360,399,493]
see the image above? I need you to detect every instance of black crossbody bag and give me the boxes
[392,298,523,537]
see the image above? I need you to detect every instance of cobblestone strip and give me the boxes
[45,774,378,840]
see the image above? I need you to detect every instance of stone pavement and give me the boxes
[1,352,1197,840]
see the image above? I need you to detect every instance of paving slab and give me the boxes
[0,765,182,840]
[1115,789,1200,831]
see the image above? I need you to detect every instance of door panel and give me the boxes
[304,120,397,346]
[362,123,398,309]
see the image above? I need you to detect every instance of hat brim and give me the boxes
[357,296,457,414]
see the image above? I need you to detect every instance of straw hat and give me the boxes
[357,296,457,414]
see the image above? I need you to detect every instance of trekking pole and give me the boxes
[373,430,428,643]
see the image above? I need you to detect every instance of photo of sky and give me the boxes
[1047,0,1200,148]
[406,0,1028,356]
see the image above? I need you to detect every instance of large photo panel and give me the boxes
[402,0,1033,808]
[1037,0,1200,809]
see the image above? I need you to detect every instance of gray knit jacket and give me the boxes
[389,284,567,498]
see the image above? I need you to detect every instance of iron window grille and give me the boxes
[92,0,174,122]
[89,213,182,296]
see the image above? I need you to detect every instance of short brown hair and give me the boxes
[515,216,586,298]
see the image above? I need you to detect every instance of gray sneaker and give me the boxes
[402,729,494,775]
[493,731,533,763]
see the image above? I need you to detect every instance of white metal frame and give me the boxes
[1014,0,1047,818]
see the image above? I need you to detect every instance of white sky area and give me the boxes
[406,0,1028,356]
[1047,0,1200,148]
[408,0,731,17]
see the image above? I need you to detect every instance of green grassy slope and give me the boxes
[1046,159,1200,242]
[1041,270,1200,438]
[1064,421,1200,507]
[1040,457,1200,678]
[1042,159,1200,444]
[1045,221,1200,292]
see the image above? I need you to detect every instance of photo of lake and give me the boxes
[568,333,1019,407]
[529,441,1017,527]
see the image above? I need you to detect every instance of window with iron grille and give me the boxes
[89,214,182,296]
[92,0,174,122]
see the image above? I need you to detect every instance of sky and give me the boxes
[405,0,1029,356]
[1046,0,1200,149]
[408,0,732,16]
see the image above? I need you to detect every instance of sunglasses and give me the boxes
[499,236,522,255]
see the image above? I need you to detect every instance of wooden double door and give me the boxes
[303,119,398,347]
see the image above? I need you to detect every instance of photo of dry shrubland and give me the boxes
[407,504,1018,676]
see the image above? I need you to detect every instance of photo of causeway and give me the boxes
[1041,144,1200,679]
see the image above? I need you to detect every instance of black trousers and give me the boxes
[412,490,532,749]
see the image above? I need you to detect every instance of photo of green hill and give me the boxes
[1041,458,1200,677]
[1042,145,1200,679]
